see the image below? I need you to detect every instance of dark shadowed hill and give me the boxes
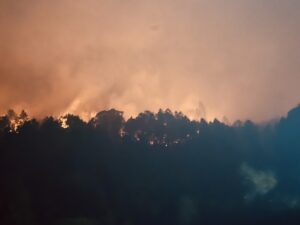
[1,106,300,225]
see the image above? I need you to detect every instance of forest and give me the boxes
[1,106,300,225]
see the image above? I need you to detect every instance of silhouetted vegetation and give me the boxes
[1,107,300,225]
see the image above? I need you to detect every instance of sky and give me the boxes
[0,0,300,122]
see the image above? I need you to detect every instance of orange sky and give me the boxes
[1,0,300,122]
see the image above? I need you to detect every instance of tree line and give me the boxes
[1,106,300,225]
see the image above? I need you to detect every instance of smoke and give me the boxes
[1,0,300,121]
[179,195,198,225]
[241,163,277,200]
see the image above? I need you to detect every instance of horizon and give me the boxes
[2,103,298,125]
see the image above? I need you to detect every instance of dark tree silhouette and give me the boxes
[1,106,300,225]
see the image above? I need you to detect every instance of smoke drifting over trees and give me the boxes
[2,105,300,225]
[1,0,300,121]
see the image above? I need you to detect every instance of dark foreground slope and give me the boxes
[1,107,300,225]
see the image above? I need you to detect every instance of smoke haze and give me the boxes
[1,0,300,121]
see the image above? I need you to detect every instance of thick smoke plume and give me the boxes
[1,0,300,121]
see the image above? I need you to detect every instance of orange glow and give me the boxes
[1,1,300,122]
